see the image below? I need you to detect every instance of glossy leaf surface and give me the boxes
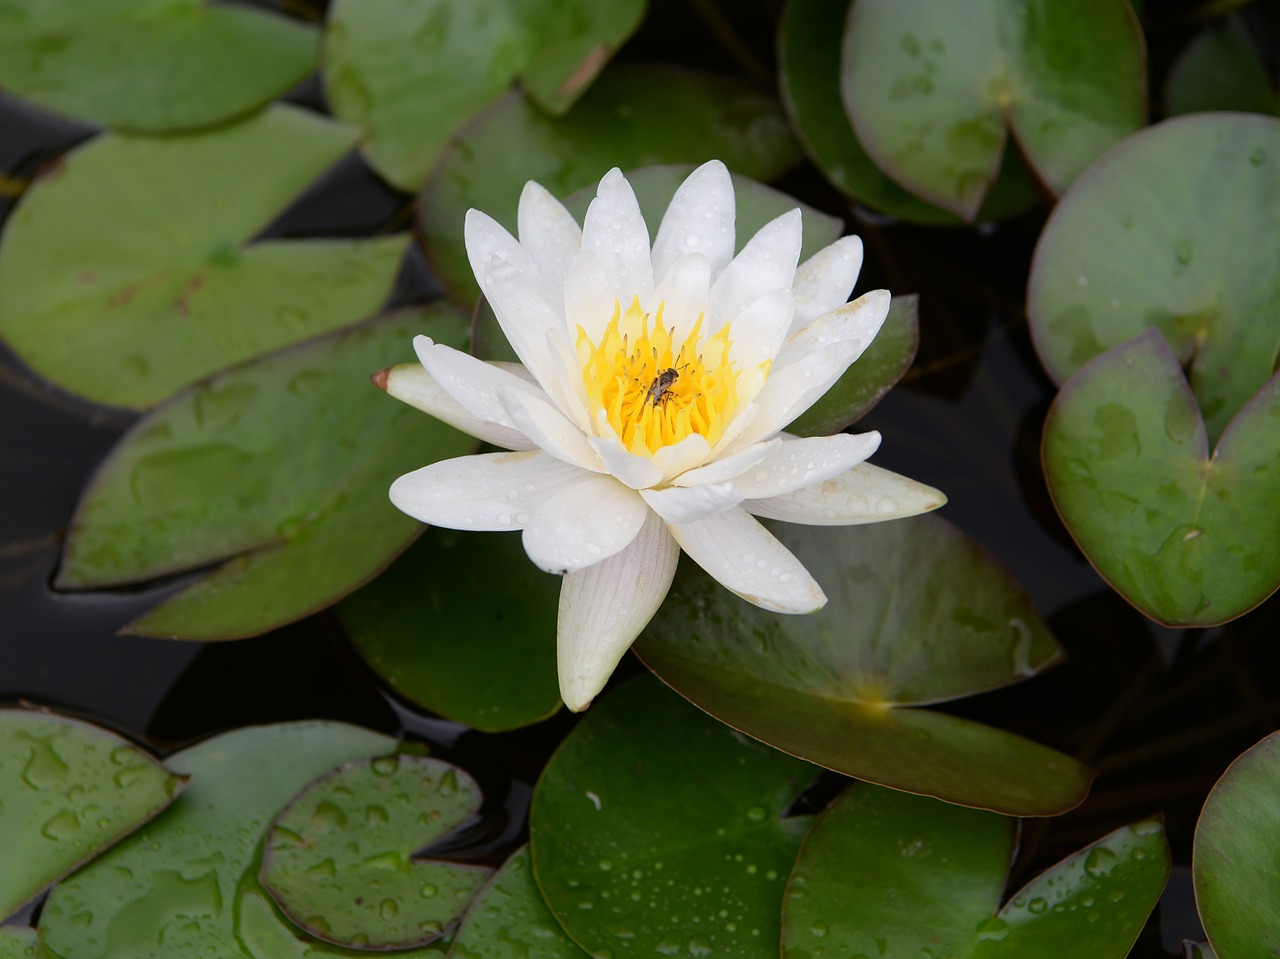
[0,929,36,959]
[0,105,406,409]
[57,307,478,640]
[638,517,1094,815]
[1166,18,1279,117]
[530,676,814,959]
[1043,329,1280,626]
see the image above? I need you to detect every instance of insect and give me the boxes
[645,367,681,407]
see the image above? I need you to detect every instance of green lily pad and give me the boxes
[778,0,1037,224]
[0,0,316,131]
[0,710,183,922]
[419,64,803,303]
[1042,328,1280,627]
[0,104,408,410]
[324,0,645,191]
[637,516,1095,815]
[56,306,479,641]
[1166,17,1280,117]
[261,756,492,950]
[841,0,1145,220]
[0,929,37,959]
[784,784,1169,959]
[1194,729,1280,958]
[1028,112,1280,444]
[449,846,588,959]
[337,527,562,733]
[530,675,815,959]
[39,721,397,959]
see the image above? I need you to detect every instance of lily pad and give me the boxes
[1166,17,1280,117]
[56,306,479,640]
[419,64,803,303]
[784,783,1169,959]
[1042,328,1280,627]
[778,0,1037,224]
[1194,729,1280,958]
[0,104,408,409]
[0,0,317,131]
[530,675,815,959]
[449,846,587,959]
[337,527,562,733]
[0,929,37,959]
[39,721,397,959]
[324,0,645,191]
[0,709,183,921]
[1028,113,1280,443]
[637,516,1095,815]
[842,0,1145,220]
[261,756,492,950]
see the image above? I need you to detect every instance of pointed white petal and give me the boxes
[668,508,826,613]
[589,429,664,490]
[652,432,712,481]
[484,255,563,385]
[389,451,588,530]
[720,288,794,367]
[746,463,947,525]
[641,482,743,524]
[498,386,603,472]
[581,168,654,305]
[776,289,891,370]
[381,363,536,451]
[710,401,760,457]
[563,249,615,342]
[414,335,541,432]
[674,438,779,487]
[791,236,863,332]
[557,510,678,711]
[734,432,881,499]
[648,253,711,343]
[465,209,535,299]
[650,160,736,284]
[522,475,648,573]
[710,209,802,333]
[518,180,581,286]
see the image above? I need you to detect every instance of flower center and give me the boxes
[576,296,751,456]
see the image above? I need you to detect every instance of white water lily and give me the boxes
[383,161,945,711]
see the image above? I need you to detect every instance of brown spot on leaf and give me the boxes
[556,43,610,98]
[173,272,206,318]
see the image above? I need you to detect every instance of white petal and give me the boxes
[650,160,735,285]
[414,336,542,433]
[776,289,891,370]
[581,168,653,305]
[518,180,581,286]
[589,429,664,490]
[498,386,603,472]
[674,438,779,487]
[648,253,711,343]
[484,256,565,388]
[791,236,863,332]
[563,249,615,342]
[734,432,881,499]
[381,363,535,451]
[745,463,947,525]
[522,475,648,573]
[709,209,802,333]
[464,209,536,299]
[557,510,678,711]
[641,482,743,525]
[651,432,712,481]
[721,288,794,367]
[389,451,587,530]
[668,508,826,613]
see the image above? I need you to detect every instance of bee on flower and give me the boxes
[380,161,944,711]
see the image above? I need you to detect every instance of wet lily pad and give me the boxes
[1043,329,1280,627]
[1028,113,1280,443]
[842,0,1145,220]
[0,928,37,959]
[449,845,587,959]
[1194,729,1280,958]
[419,64,802,303]
[261,756,492,950]
[0,1,316,131]
[637,516,1095,816]
[1166,17,1280,117]
[39,721,397,959]
[530,676,815,959]
[337,527,562,733]
[785,784,1169,959]
[56,306,478,640]
[324,0,645,191]
[0,104,408,409]
[0,709,183,922]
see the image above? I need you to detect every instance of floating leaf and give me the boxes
[0,1,316,131]
[842,0,1145,220]
[337,527,562,733]
[0,928,36,959]
[419,64,802,302]
[0,104,407,409]
[530,676,814,959]
[324,0,645,191]
[0,710,183,922]
[56,306,478,640]
[39,721,396,959]
[1166,17,1280,117]
[1028,113,1280,443]
[1043,329,1280,627]
[638,517,1094,815]
[785,784,1169,959]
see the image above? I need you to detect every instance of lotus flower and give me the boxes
[382,162,945,710]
